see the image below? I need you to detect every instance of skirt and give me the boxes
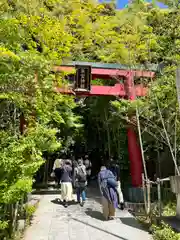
[61,182,73,201]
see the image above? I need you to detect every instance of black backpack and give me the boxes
[77,166,86,182]
[62,166,72,181]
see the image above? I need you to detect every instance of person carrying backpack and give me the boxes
[98,165,118,220]
[109,158,124,210]
[74,159,87,206]
[72,157,78,188]
[60,159,73,208]
[83,155,92,185]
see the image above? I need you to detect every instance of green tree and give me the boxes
[0,1,83,236]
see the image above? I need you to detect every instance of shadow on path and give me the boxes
[72,217,129,240]
[162,216,180,233]
[85,208,104,221]
[51,198,77,206]
[119,217,147,231]
[86,188,102,204]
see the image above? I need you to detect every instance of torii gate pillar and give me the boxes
[125,72,143,187]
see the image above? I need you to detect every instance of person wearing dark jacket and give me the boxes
[72,158,78,188]
[109,158,124,210]
[84,155,92,185]
[74,159,87,206]
[60,160,73,207]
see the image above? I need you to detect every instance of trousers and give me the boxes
[116,181,124,203]
[101,196,115,220]
[54,168,61,184]
[76,187,86,202]
[61,182,73,201]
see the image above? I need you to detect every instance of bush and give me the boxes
[152,222,180,240]
[24,204,37,225]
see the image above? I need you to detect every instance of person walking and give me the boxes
[72,158,78,185]
[74,159,87,206]
[72,157,78,172]
[109,158,124,210]
[60,159,73,207]
[84,155,92,185]
[51,158,63,186]
[98,165,118,220]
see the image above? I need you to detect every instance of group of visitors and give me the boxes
[51,154,124,221]
[51,155,91,207]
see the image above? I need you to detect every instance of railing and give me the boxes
[124,176,176,218]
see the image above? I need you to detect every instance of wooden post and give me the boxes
[12,202,19,232]
[170,175,180,219]
[157,178,162,219]
[176,68,180,113]
[147,179,151,216]
[142,173,147,214]
[177,194,180,219]
[20,113,26,135]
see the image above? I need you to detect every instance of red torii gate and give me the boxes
[55,62,156,187]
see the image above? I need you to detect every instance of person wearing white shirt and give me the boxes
[52,159,63,185]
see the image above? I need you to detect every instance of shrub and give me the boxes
[152,222,180,240]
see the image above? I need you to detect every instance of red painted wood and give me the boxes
[127,128,143,187]
[56,84,147,97]
[125,72,143,187]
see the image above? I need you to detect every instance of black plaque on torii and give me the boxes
[74,65,91,92]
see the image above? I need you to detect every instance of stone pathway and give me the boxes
[24,191,152,240]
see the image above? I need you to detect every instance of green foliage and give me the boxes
[151,204,179,240]
[0,0,83,237]
[76,96,129,174]
[105,6,180,174]
[152,222,180,240]
[163,202,176,216]
[0,220,9,231]
[1,0,180,237]
[24,204,37,224]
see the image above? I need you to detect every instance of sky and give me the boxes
[99,0,167,9]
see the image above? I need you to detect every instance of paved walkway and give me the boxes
[24,190,152,240]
